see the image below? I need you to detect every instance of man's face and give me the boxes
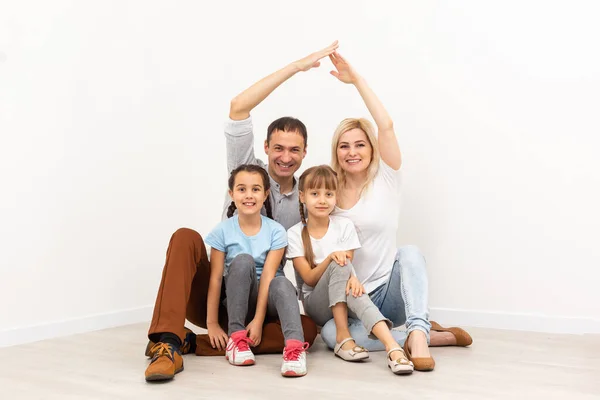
[264,130,306,181]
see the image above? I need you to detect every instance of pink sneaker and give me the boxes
[225,330,255,366]
[281,339,309,377]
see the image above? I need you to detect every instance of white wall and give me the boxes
[1,0,599,346]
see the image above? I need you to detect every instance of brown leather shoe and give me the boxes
[403,331,435,372]
[145,343,184,382]
[430,321,473,347]
[145,327,197,357]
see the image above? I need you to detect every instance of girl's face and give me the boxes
[228,171,269,217]
[336,128,372,175]
[300,186,337,219]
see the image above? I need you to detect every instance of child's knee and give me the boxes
[229,253,255,272]
[327,260,352,279]
[268,276,295,298]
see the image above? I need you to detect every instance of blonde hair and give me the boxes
[330,118,380,196]
[298,165,338,268]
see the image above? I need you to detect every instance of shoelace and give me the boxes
[150,343,173,362]
[283,342,309,361]
[227,335,253,363]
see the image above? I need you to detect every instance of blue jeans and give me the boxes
[320,245,431,350]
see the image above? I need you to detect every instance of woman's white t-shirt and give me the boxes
[332,161,402,294]
[287,216,361,298]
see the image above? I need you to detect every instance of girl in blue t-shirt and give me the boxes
[204,164,309,377]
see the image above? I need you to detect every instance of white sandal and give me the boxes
[334,337,369,362]
[387,347,414,374]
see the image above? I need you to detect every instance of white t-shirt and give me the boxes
[332,161,402,294]
[287,216,361,298]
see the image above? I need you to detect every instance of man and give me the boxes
[144,41,339,382]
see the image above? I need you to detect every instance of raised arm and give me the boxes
[229,41,339,121]
[329,52,402,170]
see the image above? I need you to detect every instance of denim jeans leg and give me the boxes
[377,246,431,341]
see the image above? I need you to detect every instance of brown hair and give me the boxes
[267,117,307,148]
[298,165,338,268]
[227,164,273,219]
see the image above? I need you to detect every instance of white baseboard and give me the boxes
[0,306,153,347]
[1,305,597,348]
[430,307,600,335]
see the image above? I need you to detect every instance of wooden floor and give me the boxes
[1,323,598,399]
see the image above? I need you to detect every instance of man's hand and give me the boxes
[292,41,339,72]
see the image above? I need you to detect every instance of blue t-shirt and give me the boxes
[205,215,287,280]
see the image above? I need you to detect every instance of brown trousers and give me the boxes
[148,228,317,355]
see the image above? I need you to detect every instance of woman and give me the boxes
[320,51,472,371]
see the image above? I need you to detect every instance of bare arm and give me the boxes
[206,249,228,350]
[207,250,225,326]
[292,255,332,287]
[330,52,402,170]
[229,41,339,121]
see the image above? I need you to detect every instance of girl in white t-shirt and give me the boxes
[287,165,413,374]
[320,51,473,372]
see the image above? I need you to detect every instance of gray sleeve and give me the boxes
[225,116,266,173]
[222,116,268,221]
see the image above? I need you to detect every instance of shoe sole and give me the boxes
[281,370,306,377]
[145,366,184,382]
[335,353,369,362]
[388,365,414,375]
[226,357,255,366]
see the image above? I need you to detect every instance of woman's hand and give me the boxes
[207,322,229,351]
[329,51,361,84]
[330,251,349,266]
[346,275,365,297]
[246,318,263,347]
[292,41,339,72]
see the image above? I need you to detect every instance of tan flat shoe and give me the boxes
[403,332,435,372]
[430,321,473,347]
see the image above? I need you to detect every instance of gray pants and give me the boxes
[304,261,391,338]
[224,254,304,342]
